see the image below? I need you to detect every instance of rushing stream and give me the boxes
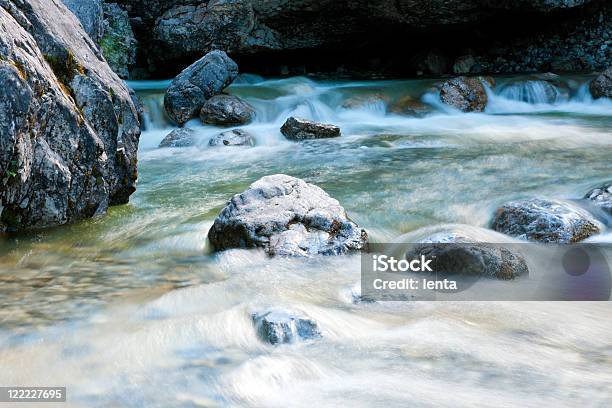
[1,74,611,407]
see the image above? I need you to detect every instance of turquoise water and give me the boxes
[0,75,611,407]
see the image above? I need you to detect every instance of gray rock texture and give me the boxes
[280,117,341,141]
[200,94,255,126]
[0,0,140,232]
[164,50,239,125]
[439,77,490,112]
[584,182,612,214]
[252,309,321,345]
[159,128,195,148]
[589,67,612,99]
[209,129,254,146]
[491,199,603,243]
[407,232,528,280]
[208,174,367,256]
[100,2,137,79]
[61,0,104,42]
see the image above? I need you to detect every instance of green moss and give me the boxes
[4,160,17,178]
[44,51,85,97]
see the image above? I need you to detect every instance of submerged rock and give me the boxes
[159,128,195,148]
[407,232,528,280]
[209,129,255,147]
[208,174,367,256]
[61,0,104,42]
[253,309,321,345]
[164,51,239,125]
[589,67,612,99]
[0,0,140,232]
[584,182,612,214]
[341,94,389,109]
[200,94,255,126]
[439,76,490,112]
[280,117,341,141]
[388,95,431,116]
[100,3,137,79]
[491,199,602,243]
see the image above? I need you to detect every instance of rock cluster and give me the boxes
[0,0,140,232]
[164,51,239,125]
[208,174,367,257]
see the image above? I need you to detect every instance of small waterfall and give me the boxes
[141,94,172,130]
[497,80,568,104]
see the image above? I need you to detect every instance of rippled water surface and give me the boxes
[1,75,611,407]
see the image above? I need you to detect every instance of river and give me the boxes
[1,74,611,407]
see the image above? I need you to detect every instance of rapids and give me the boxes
[1,74,611,407]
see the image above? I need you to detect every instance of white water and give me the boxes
[0,75,611,407]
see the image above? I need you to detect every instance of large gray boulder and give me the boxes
[100,3,137,79]
[252,309,321,345]
[407,232,528,280]
[208,174,368,256]
[164,50,239,125]
[584,182,612,214]
[200,94,255,126]
[61,0,104,42]
[439,76,490,112]
[589,67,612,99]
[0,0,140,232]
[280,117,341,141]
[491,199,603,243]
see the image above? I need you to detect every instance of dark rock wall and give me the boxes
[109,0,610,78]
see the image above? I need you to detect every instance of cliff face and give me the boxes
[0,0,140,232]
[110,0,610,78]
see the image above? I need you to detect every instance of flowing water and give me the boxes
[1,74,612,407]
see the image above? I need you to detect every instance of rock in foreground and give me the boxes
[1,0,140,232]
[164,51,238,125]
[253,309,321,345]
[589,67,612,99]
[491,199,602,243]
[208,174,367,256]
[209,129,254,147]
[200,94,255,126]
[584,182,612,214]
[439,76,490,112]
[159,128,195,148]
[407,232,528,280]
[280,117,340,140]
